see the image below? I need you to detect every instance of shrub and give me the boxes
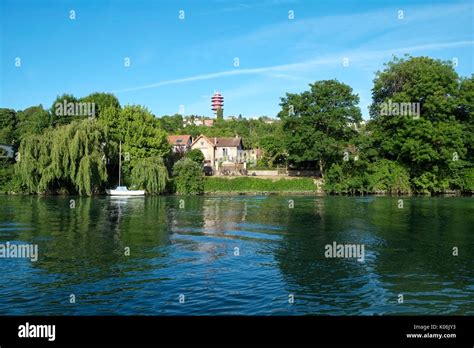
[367,160,411,194]
[412,172,449,194]
[204,177,317,192]
[461,167,474,192]
[173,158,203,194]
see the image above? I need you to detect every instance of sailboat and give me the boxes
[106,141,145,196]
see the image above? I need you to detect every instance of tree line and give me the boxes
[0,55,472,195]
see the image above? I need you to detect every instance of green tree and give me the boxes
[99,105,170,184]
[216,108,224,122]
[369,56,471,193]
[278,79,362,176]
[15,118,108,195]
[185,149,205,164]
[173,158,203,195]
[0,108,17,144]
[157,114,183,133]
[367,160,411,194]
[130,157,168,194]
[15,105,51,140]
[79,92,121,118]
[50,93,80,126]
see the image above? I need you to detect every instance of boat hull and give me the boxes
[106,189,145,196]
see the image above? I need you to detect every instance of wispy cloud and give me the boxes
[111,40,473,94]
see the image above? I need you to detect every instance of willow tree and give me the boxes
[130,157,168,194]
[16,118,108,195]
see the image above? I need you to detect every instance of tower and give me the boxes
[211,91,224,118]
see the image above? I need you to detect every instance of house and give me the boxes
[190,134,244,170]
[238,148,263,165]
[168,135,193,154]
[183,116,214,127]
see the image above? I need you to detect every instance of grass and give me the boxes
[204,177,318,193]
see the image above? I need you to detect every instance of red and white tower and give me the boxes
[211,91,224,116]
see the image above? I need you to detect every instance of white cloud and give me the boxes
[111,40,473,93]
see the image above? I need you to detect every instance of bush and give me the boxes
[204,177,317,192]
[323,163,368,194]
[173,158,203,194]
[461,167,474,192]
[367,160,411,194]
[185,149,205,164]
[412,172,449,194]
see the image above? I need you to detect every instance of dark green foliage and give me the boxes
[185,149,205,164]
[79,92,121,118]
[0,108,17,144]
[173,158,203,195]
[369,56,473,193]
[216,108,224,122]
[278,79,362,175]
[15,105,51,140]
[367,160,411,194]
[157,114,183,133]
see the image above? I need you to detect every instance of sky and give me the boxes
[0,0,473,120]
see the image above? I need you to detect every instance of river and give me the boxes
[0,195,472,315]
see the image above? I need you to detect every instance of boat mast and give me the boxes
[119,141,121,187]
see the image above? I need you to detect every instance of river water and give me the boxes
[0,195,472,315]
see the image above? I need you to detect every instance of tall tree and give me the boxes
[15,118,108,195]
[0,108,17,144]
[79,92,121,118]
[15,105,51,140]
[98,105,170,185]
[278,79,362,176]
[369,56,471,191]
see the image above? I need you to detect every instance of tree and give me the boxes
[157,114,183,133]
[173,158,203,195]
[278,79,362,176]
[185,149,205,164]
[99,105,171,184]
[131,157,168,194]
[15,118,108,195]
[367,160,411,194]
[0,108,17,144]
[259,124,287,167]
[216,108,224,122]
[79,92,121,118]
[369,56,471,192]
[15,105,51,140]
[50,93,80,126]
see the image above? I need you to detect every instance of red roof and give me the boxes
[168,135,192,146]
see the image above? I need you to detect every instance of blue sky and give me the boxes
[0,0,472,119]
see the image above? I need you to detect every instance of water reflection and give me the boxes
[0,195,472,315]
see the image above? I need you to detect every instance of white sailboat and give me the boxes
[106,141,145,196]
